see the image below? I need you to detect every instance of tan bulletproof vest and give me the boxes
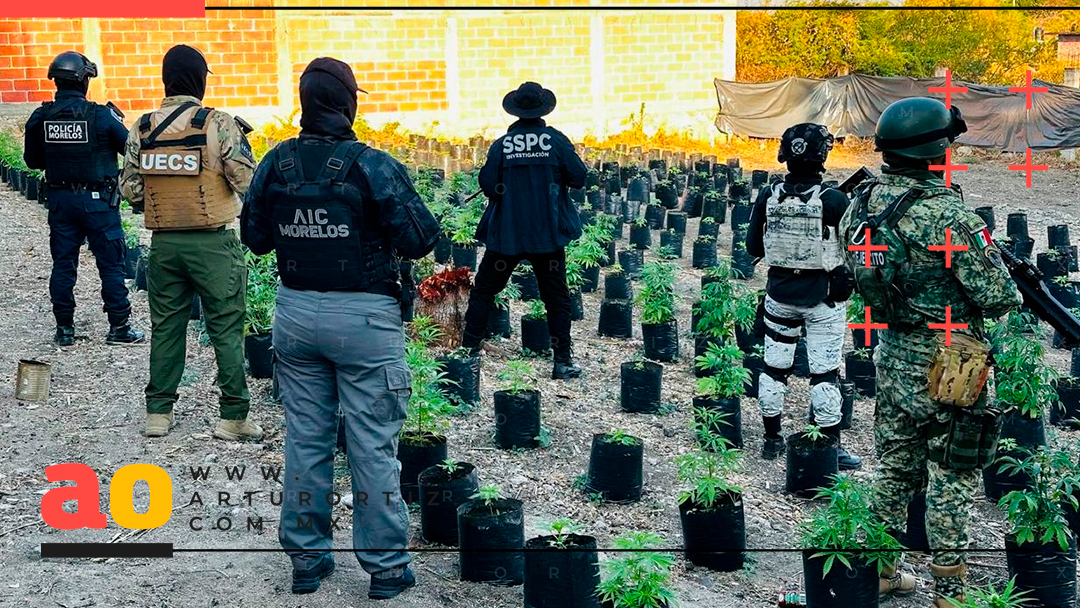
[136,102,239,231]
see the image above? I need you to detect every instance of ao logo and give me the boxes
[502,133,552,154]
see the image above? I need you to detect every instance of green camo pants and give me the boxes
[145,227,250,420]
[873,360,979,597]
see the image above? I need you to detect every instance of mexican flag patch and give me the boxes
[973,227,993,249]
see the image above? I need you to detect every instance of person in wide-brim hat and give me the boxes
[501,81,557,118]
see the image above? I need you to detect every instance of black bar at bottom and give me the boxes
[41,542,173,558]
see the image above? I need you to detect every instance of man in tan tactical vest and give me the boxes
[120,44,262,441]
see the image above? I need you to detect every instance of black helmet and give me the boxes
[48,51,97,83]
[778,123,834,164]
[875,97,967,159]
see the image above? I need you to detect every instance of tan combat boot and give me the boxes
[213,418,264,441]
[879,562,918,599]
[930,563,967,608]
[145,412,175,437]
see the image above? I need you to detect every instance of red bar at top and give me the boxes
[0,0,204,18]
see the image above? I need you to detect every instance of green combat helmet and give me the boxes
[874,96,967,159]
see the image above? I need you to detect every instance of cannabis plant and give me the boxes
[945,578,1031,608]
[636,259,677,325]
[494,281,521,311]
[993,311,1059,419]
[497,359,536,395]
[545,518,583,549]
[243,250,278,336]
[677,407,743,509]
[799,475,903,576]
[604,428,641,446]
[695,341,750,399]
[995,439,1080,550]
[403,315,456,439]
[524,299,547,320]
[597,532,676,608]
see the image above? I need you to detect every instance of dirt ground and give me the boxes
[0,147,1078,608]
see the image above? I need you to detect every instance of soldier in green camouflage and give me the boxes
[118,45,261,442]
[839,97,1022,607]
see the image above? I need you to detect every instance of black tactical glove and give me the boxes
[824,267,855,306]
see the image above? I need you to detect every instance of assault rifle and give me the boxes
[838,166,1080,348]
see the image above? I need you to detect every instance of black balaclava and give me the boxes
[162,45,209,100]
[56,78,88,95]
[299,57,362,140]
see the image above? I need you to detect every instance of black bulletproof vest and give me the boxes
[267,139,398,292]
[42,98,114,185]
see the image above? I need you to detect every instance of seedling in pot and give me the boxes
[946,578,1031,608]
[597,531,676,608]
[633,216,649,228]
[658,244,678,260]
[544,518,583,549]
[701,216,716,225]
[636,260,677,325]
[696,234,716,244]
[609,263,625,275]
[497,359,537,395]
[678,407,743,508]
[850,347,872,361]
[472,484,506,515]
[524,299,547,321]
[803,424,827,443]
[439,458,461,475]
[604,428,641,446]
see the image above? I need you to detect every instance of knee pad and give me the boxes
[810,369,839,386]
[764,365,793,383]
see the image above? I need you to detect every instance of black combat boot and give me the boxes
[55,325,75,347]
[369,566,415,600]
[552,360,582,380]
[761,415,784,460]
[106,323,146,345]
[822,424,862,471]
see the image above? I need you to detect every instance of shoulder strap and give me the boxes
[141,101,199,148]
[869,188,922,231]
[191,107,213,130]
[275,139,303,184]
[318,140,370,183]
[139,113,152,134]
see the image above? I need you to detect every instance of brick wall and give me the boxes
[0,8,736,138]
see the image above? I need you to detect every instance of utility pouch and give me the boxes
[927,333,991,408]
[928,406,1003,471]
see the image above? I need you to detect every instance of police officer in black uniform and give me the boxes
[24,51,144,346]
[242,57,439,601]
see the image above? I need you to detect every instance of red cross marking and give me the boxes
[928,306,968,346]
[929,70,969,109]
[1009,70,1049,110]
[848,227,888,268]
[928,148,968,188]
[928,228,969,268]
[848,307,888,346]
[1008,148,1049,188]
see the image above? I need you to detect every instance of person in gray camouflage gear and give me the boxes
[839,97,1022,607]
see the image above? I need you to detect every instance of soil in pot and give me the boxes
[693,395,743,449]
[419,462,479,546]
[900,492,931,554]
[629,224,652,250]
[586,433,644,503]
[487,306,512,339]
[438,351,482,407]
[524,534,601,608]
[598,299,633,339]
[666,211,688,234]
[434,234,452,264]
[679,494,745,572]
[570,289,584,322]
[692,240,717,269]
[785,431,839,498]
[521,316,552,353]
[1052,377,1080,429]
[458,498,525,585]
[645,204,666,230]
[398,432,448,504]
[845,352,876,398]
[1005,534,1077,608]
[620,360,663,414]
[494,389,541,450]
[618,249,644,279]
[190,293,202,321]
[513,269,541,301]
[659,231,684,258]
[802,551,880,608]
[245,333,274,379]
[452,243,478,271]
[642,319,679,362]
[605,272,632,301]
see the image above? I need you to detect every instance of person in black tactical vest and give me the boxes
[242,58,439,601]
[746,123,861,470]
[460,81,587,379]
[24,51,145,346]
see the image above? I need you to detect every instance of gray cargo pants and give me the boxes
[274,286,412,575]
